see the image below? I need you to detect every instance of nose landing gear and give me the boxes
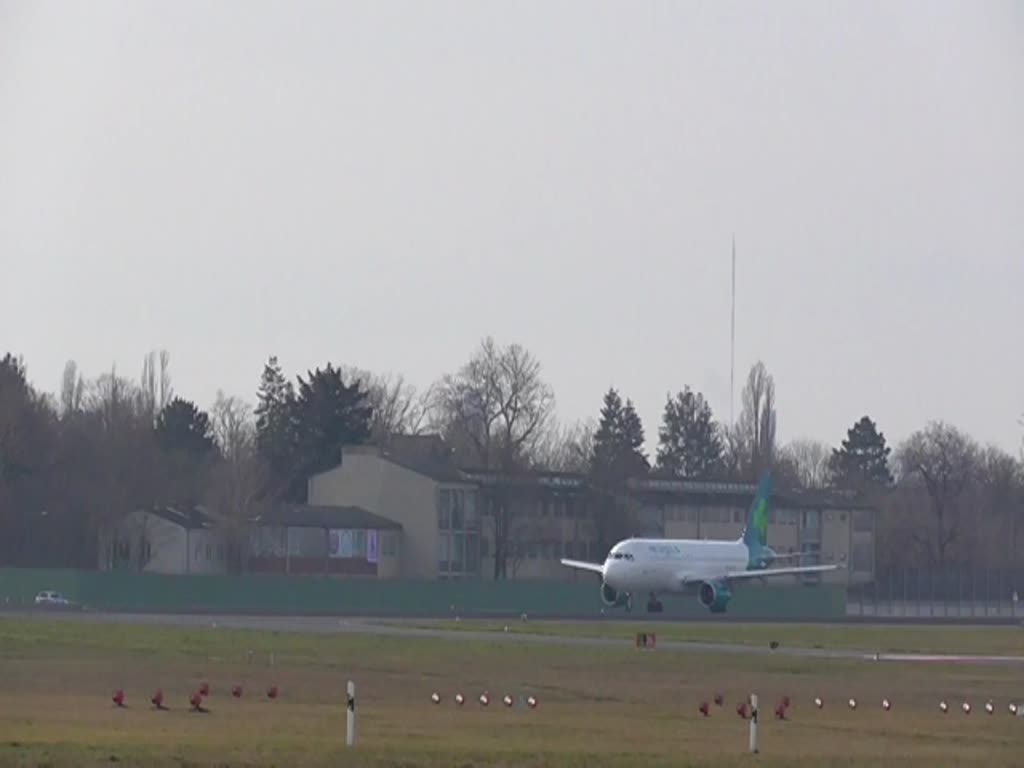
[646,592,663,613]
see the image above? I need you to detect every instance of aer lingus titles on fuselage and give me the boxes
[559,471,842,614]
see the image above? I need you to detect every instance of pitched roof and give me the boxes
[253,503,402,530]
[148,505,219,530]
[624,476,871,510]
[376,434,465,482]
[459,467,590,491]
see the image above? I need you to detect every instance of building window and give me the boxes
[802,510,821,529]
[852,539,873,573]
[439,490,451,529]
[799,542,821,565]
[452,532,465,571]
[451,490,464,529]
[702,508,731,524]
[465,534,479,574]
[438,533,450,572]
[852,509,872,533]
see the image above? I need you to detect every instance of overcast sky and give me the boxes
[2,0,1022,457]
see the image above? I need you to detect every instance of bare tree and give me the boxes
[737,361,776,479]
[894,421,981,567]
[59,361,85,417]
[88,365,140,428]
[207,391,268,572]
[80,364,163,542]
[432,337,555,579]
[719,421,749,481]
[534,418,595,472]
[344,367,433,444]
[977,445,1024,569]
[139,350,173,425]
[779,438,832,489]
[432,337,554,470]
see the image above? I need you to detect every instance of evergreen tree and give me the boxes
[655,387,724,477]
[154,398,216,504]
[590,388,649,486]
[154,398,215,458]
[254,355,298,499]
[588,387,649,555]
[829,415,894,489]
[291,363,373,497]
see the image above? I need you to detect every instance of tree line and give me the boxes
[1,339,1022,574]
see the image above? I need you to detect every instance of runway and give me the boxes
[5,608,1024,666]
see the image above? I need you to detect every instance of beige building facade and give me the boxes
[98,506,227,574]
[306,435,875,585]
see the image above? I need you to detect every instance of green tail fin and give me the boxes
[742,471,772,553]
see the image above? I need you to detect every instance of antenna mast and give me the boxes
[730,235,736,426]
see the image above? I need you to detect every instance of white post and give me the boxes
[346,680,356,747]
[749,693,758,754]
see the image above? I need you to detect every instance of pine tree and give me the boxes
[590,388,649,486]
[292,363,373,489]
[155,398,215,458]
[829,415,894,489]
[656,387,724,478]
[254,356,298,499]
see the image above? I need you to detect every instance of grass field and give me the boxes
[380,617,1024,656]
[1,616,1023,767]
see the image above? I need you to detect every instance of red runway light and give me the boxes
[151,689,167,710]
[199,682,210,697]
[190,691,208,713]
[112,689,125,707]
[699,701,709,717]
[232,685,242,698]
[736,702,748,719]
[267,685,278,699]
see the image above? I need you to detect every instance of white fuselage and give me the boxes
[601,537,750,594]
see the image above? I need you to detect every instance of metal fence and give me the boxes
[846,568,1024,620]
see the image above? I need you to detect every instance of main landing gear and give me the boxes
[646,592,664,613]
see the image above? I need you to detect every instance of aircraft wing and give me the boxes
[559,558,605,575]
[725,564,842,581]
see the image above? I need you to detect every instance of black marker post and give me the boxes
[346,681,355,747]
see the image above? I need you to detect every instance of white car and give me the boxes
[34,590,71,606]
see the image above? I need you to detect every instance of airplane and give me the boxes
[559,471,842,614]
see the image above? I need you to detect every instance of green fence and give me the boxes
[0,568,846,620]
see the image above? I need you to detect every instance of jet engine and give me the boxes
[698,580,732,614]
[601,582,628,607]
